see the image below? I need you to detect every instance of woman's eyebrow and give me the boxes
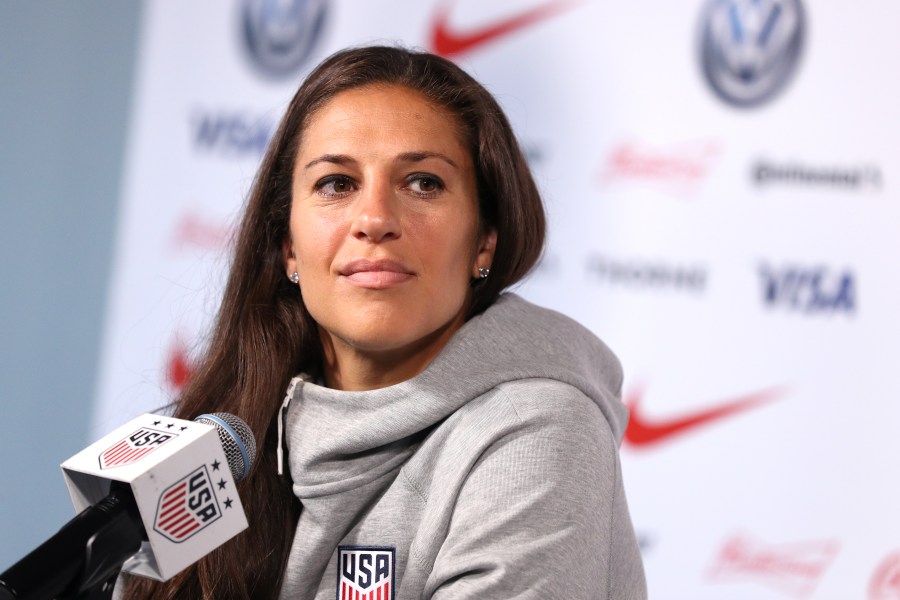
[304,154,356,169]
[304,152,458,169]
[396,151,458,168]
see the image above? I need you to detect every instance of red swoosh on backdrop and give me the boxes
[167,343,193,390]
[624,385,784,448]
[431,0,578,58]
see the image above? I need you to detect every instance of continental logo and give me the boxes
[754,160,882,190]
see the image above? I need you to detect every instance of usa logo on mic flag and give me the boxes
[337,546,395,600]
[99,427,177,469]
[153,464,222,542]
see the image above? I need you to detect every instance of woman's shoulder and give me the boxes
[448,377,615,442]
[416,377,644,598]
[495,377,611,423]
[418,378,618,470]
[440,294,628,435]
[483,378,619,460]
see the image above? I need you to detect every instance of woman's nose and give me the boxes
[350,180,401,243]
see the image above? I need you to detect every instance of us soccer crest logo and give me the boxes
[99,427,177,469]
[337,546,395,600]
[153,465,222,542]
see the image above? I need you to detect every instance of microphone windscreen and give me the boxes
[194,413,257,481]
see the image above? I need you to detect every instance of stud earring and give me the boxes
[289,272,299,284]
[478,267,490,279]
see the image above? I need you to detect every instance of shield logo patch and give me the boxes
[99,427,177,469]
[153,465,222,542]
[336,546,395,600]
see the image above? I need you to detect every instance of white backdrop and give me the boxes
[93,1,900,598]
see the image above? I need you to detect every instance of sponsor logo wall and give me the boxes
[95,0,900,597]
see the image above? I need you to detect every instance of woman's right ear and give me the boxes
[283,239,297,280]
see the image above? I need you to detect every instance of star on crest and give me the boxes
[211,459,221,471]
[218,478,227,490]
[224,498,233,509]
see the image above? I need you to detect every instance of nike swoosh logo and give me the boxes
[167,342,194,389]
[624,385,783,448]
[431,0,578,58]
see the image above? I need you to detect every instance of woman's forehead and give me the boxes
[297,84,471,164]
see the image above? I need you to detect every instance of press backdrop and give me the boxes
[7,1,900,598]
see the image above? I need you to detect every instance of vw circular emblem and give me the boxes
[699,0,805,108]
[241,0,328,79]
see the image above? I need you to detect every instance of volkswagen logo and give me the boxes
[699,0,805,108]
[241,0,328,79]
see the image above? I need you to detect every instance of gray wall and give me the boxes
[0,2,141,569]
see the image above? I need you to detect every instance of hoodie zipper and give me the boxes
[277,374,307,476]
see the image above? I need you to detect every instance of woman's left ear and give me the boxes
[473,228,498,278]
[282,239,297,279]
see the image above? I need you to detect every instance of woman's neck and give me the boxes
[318,313,465,391]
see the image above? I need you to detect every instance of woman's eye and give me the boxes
[316,175,355,198]
[407,174,444,196]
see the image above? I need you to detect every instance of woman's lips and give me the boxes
[340,259,414,288]
[345,271,414,287]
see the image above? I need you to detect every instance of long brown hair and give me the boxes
[124,45,545,599]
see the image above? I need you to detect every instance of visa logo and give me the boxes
[759,264,856,314]
[191,111,274,156]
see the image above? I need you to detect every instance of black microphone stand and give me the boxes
[0,483,145,600]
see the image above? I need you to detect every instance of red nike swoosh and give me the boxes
[431,0,578,58]
[167,342,194,390]
[624,385,784,448]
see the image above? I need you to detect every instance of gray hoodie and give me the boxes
[277,294,647,599]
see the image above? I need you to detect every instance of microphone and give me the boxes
[0,412,256,600]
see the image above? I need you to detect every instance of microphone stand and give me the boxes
[0,484,144,600]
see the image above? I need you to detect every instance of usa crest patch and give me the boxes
[153,465,222,542]
[336,546,395,600]
[99,426,177,469]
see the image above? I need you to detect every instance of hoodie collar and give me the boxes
[282,294,626,498]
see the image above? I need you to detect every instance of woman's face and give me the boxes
[285,84,496,379]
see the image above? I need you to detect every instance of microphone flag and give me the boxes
[60,413,249,581]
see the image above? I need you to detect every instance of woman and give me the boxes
[124,46,646,599]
